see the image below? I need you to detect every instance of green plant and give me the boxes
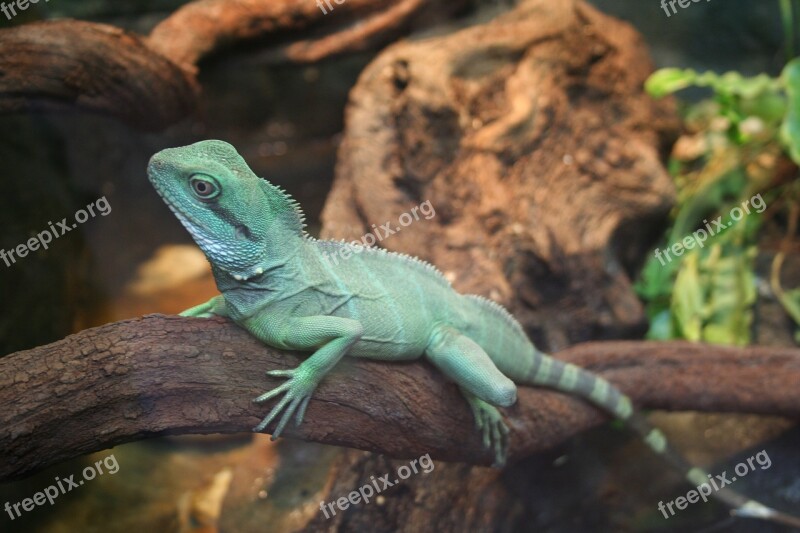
[638,53,800,345]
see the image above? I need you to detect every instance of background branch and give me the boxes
[0,0,467,130]
[1,314,798,482]
[0,20,198,130]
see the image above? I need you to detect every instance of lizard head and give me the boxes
[147,140,305,280]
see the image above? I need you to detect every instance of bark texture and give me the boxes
[2,314,799,483]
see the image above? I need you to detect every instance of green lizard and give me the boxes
[147,140,800,527]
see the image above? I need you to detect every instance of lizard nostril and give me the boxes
[147,159,165,175]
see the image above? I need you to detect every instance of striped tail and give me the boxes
[519,351,800,529]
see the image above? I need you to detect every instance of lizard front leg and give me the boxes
[180,295,229,318]
[247,315,363,439]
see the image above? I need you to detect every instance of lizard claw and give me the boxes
[466,396,509,468]
[266,369,294,378]
[253,367,317,439]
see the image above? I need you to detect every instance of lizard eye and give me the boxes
[189,175,220,200]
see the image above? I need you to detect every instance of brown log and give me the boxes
[0,20,198,130]
[1,313,798,482]
[146,0,449,69]
[321,0,680,350]
[280,0,424,63]
[0,0,468,129]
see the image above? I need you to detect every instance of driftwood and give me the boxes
[147,0,462,69]
[0,0,466,130]
[322,0,680,350]
[0,21,198,131]
[1,313,799,482]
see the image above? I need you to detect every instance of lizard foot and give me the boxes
[252,368,315,439]
[465,395,510,468]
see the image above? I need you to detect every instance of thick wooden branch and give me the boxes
[0,20,198,130]
[0,0,466,129]
[146,0,437,69]
[1,314,798,482]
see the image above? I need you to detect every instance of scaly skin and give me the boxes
[147,140,800,528]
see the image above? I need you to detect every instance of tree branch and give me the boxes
[2,314,798,481]
[146,0,437,69]
[0,0,467,129]
[0,20,198,130]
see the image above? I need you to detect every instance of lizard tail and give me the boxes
[518,351,800,528]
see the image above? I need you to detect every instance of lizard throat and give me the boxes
[165,200,266,281]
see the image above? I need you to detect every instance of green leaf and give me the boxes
[740,91,787,124]
[671,251,705,341]
[780,58,800,164]
[713,73,776,99]
[645,68,698,98]
[777,287,800,326]
[700,246,756,346]
[646,68,781,101]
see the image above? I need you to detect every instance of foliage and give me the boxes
[637,57,800,345]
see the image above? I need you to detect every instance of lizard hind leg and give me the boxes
[424,324,517,466]
[462,389,510,467]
